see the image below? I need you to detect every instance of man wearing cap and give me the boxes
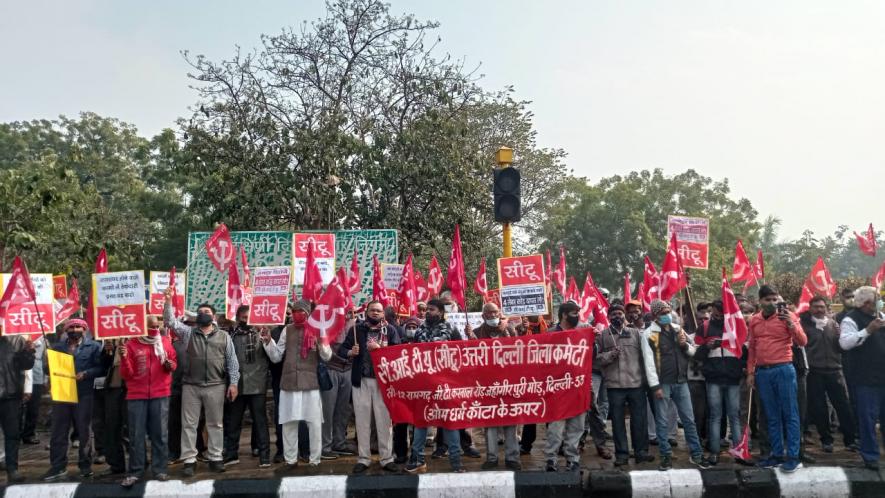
[163,289,240,477]
[43,319,104,482]
[0,328,35,483]
[262,300,332,471]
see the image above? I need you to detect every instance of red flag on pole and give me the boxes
[579,274,598,323]
[797,256,837,313]
[642,256,660,311]
[169,266,184,318]
[623,273,632,303]
[372,255,390,308]
[86,248,108,330]
[721,268,748,359]
[56,278,81,323]
[304,269,348,358]
[301,240,324,303]
[0,256,37,322]
[874,259,885,290]
[427,256,443,297]
[205,224,235,273]
[659,233,687,302]
[552,246,567,297]
[226,257,243,320]
[855,223,877,257]
[566,276,579,302]
[239,246,251,288]
[755,249,765,281]
[728,427,752,462]
[348,250,362,295]
[473,258,488,297]
[446,225,467,310]
[399,254,418,316]
[415,270,430,303]
[731,240,754,283]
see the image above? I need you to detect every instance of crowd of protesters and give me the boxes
[0,283,883,486]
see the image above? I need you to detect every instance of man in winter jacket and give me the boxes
[119,315,177,487]
[0,332,35,483]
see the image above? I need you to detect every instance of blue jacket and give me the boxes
[50,337,105,398]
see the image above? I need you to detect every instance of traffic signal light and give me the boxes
[493,167,521,222]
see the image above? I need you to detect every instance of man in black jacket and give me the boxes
[0,334,35,483]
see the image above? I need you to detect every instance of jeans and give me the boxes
[545,413,585,464]
[855,385,885,463]
[127,397,169,477]
[485,425,519,463]
[412,426,461,468]
[320,368,352,453]
[706,383,740,454]
[608,387,648,459]
[223,393,270,460]
[653,383,702,457]
[21,383,43,441]
[49,397,94,472]
[0,398,22,472]
[756,363,800,460]
[647,389,677,440]
[808,370,856,446]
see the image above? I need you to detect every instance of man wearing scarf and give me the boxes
[163,288,240,476]
[43,319,105,482]
[118,315,177,488]
[262,299,332,472]
[336,300,400,473]
[223,305,272,468]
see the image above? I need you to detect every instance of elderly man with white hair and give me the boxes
[839,286,885,470]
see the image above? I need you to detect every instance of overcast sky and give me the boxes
[3,0,883,241]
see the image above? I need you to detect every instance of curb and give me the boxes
[1,466,882,497]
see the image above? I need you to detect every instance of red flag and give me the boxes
[0,256,38,321]
[659,234,687,301]
[473,258,489,297]
[642,256,660,309]
[578,274,598,323]
[205,224,236,273]
[731,240,754,283]
[304,270,347,358]
[239,246,251,288]
[427,256,443,297]
[721,268,748,359]
[56,278,81,323]
[86,248,108,330]
[446,225,467,310]
[755,249,765,281]
[623,273,632,303]
[545,249,553,286]
[552,246,567,297]
[855,223,877,257]
[399,254,418,316]
[566,276,579,303]
[638,282,648,312]
[797,256,837,313]
[372,255,390,307]
[348,250,362,295]
[169,266,184,318]
[874,259,885,290]
[415,270,430,303]
[226,257,243,320]
[301,240,324,303]
[728,427,751,462]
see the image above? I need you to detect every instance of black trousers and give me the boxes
[0,397,23,471]
[271,371,284,456]
[520,425,536,451]
[92,389,106,456]
[808,369,857,446]
[223,393,270,460]
[393,423,410,461]
[50,397,94,472]
[608,387,649,459]
[103,387,127,472]
[20,383,43,440]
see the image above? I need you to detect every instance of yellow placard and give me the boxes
[47,349,78,403]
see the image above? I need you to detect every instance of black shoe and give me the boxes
[405,461,427,474]
[864,460,880,471]
[690,455,711,470]
[659,455,672,471]
[223,455,239,466]
[259,459,272,468]
[332,445,357,456]
[382,462,400,472]
[42,468,68,482]
[182,463,195,477]
[545,460,557,472]
[848,443,860,452]
[431,447,447,459]
[519,447,531,455]
[822,444,834,453]
[7,470,25,483]
[649,438,659,446]
[79,468,94,479]
[614,457,629,466]
[22,437,40,445]
[463,447,481,458]
[707,456,719,466]
[352,463,369,474]
[273,453,285,464]
[800,454,816,464]
[394,456,408,464]
[668,438,678,448]
[566,461,580,472]
[635,453,655,463]
[321,451,338,461]
[481,460,498,470]
[209,460,226,473]
[120,475,140,489]
[505,460,522,471]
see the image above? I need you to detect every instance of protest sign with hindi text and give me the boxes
[92,271,147,339]
[248,266,291,325]
[497,255,548,316]
[370,328,594,429]
[0,273,55,336]
[294,233,336,285]
[667,216,710,270]
[148,271,186,315]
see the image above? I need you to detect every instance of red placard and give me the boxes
[53,275,67,300]
[370,327,594,429]
[3,302,53,338]
[667,216,710,269]
[148,294,184,315]
[94,304,147,340]
[248,295,289,325]
[498,255,545,287]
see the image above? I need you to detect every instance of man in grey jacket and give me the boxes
[596,304,658,466]
[0,334,35,483]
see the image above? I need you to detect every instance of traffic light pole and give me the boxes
[496,147,514,257]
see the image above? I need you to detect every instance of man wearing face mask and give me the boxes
[392,316,421,464]
[263,300,333,472]
[118,315,177,488]
[163,288,240,477]
[267,303,295,463]
[222,305,272,468]
[43,319,105,482]
[645,299,710,471]
[320,307,356,460]
[596,305,657,467]
[838,286,885,470]
[694,300,744,465]
[625,300,644,330]
[747,285,806,473]
[337,301,400,474]
[544,301,588,472]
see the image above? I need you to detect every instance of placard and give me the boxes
[445,312,483,336]
[248,266,291,325]
[294,233,336,285]
[667,215,710,270]
[53,275,68,300]
[92,271,147,339]
[497,255,548,316]
[148,271,186,315]
[48,349,78,403]
[0,273,55,336]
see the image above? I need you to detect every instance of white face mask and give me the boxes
[485,318,500,327]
